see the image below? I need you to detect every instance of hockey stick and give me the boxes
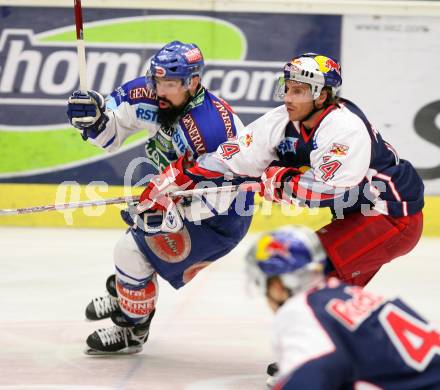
[0,182,261,216]
[74,0,88,91]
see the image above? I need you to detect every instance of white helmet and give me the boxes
[276,53,342,100]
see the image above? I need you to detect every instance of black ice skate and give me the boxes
[85,310,155,355]
[266,362,280,389]
[85,274,119,320]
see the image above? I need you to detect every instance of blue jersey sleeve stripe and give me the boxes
[103,134,116,148]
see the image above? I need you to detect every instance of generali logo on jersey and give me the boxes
[0,28,283,128]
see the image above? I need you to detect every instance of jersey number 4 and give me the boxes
[379,303,440,371]
[220,143,240,160]
[319,158,342,181]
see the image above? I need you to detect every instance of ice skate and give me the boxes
[266,362,280,389]
[85,310,155,355]
[85,274,119,321]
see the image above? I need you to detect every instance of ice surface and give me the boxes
[0,227,438,389]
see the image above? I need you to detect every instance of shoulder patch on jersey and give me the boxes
[115,86,126,98]
[239,134,253,147]
[325,286,384,331]
[329,142,349,156]
[109,86,128,107]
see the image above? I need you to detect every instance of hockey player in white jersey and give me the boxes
[187,53,424,287]
[246,226,440,390]
[67,41,254,354]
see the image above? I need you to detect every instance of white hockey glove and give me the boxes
[67,90,109,140]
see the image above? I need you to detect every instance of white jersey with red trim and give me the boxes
[194,99,424,217]
[273,279,440,390]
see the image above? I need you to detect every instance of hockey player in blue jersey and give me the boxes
[246,226,440,390]
[184,52,424,287]
[67,41,253,354]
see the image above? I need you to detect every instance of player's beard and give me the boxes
[157,91,191,129]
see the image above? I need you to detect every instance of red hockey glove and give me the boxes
[137,156,195,213]
[260,165,301,203]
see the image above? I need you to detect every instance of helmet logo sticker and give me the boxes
[325,58,341,74]
[155,66,166,77]
[255,235,290,261]
[286,63,301,73]
[184,48,203,63]
[315,55,341,75]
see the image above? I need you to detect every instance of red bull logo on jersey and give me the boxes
[329,142,349,156]
[239,133,253,147]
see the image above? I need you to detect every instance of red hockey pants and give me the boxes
[317,211,423,286]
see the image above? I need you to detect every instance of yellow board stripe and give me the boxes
[0,184,438,235]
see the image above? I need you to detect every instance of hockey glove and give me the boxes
[260,165,301,203]
[67,90,109,140]
[136,156,195,214]
[121,203,185,234]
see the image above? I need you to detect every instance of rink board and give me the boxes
[0,6,438,235]
[0,7,440,193]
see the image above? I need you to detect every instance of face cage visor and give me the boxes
[145,69,194,93]
[274,76,326,101]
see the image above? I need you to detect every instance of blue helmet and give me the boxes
[246,226,328,295]
[146,41,205,89]
[277,53,342,100]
